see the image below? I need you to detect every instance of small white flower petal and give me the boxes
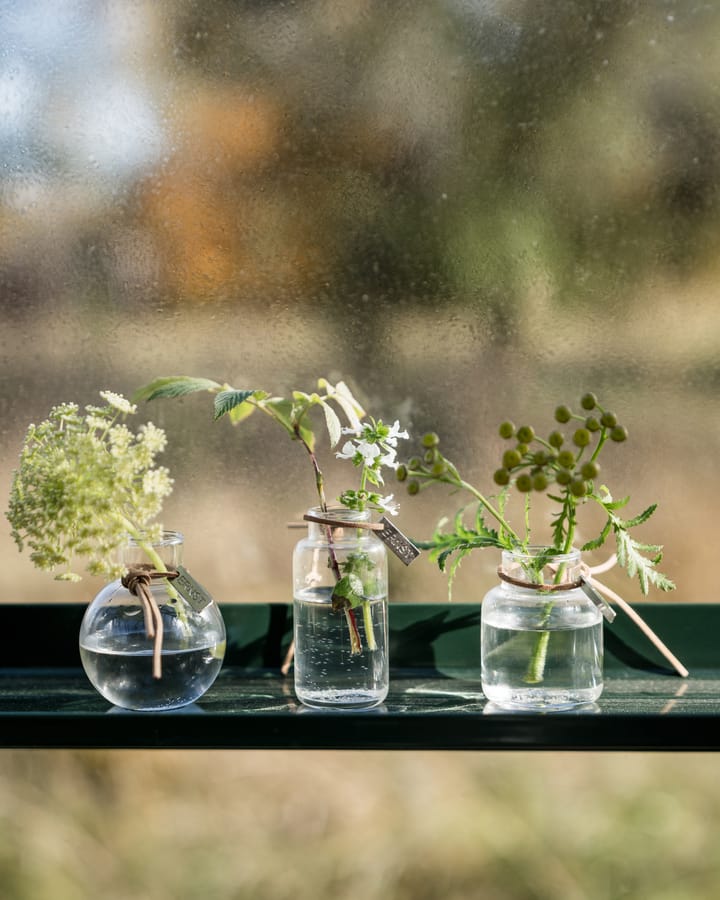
[356,440,381,465]
[336,441,357,460]
[377,494,400,516]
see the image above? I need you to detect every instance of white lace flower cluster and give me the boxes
[336,418,409,515]
[7,392,173,581]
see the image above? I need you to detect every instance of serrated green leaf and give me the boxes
[582,518,612,552]
[133,375,221,403]
[214,390,258,420]
[604,495,630,511]
[622,503,658,529]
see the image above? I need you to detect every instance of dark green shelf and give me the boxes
[1,603,718,750]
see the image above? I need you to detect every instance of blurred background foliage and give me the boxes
[1,749,719,900]
[2,3,720,897]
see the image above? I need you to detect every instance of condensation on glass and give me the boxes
[1,1,718,605]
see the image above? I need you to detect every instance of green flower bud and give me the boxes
[498,421,515,439]
[570,478,587,498]
[580,392,597,411]
[502,449,522,469]
[581,461,600,480]
[557,450,576,469]
[493,468,510,486]
[573,428,591,448]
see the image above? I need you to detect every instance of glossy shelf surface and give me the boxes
[1,603,718,750]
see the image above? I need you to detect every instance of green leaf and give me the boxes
[319,378,365,429]
[264,398,294,431]
[133,375,221,403]
[331,573,365,610]
[320,400,342,447]
[581,518,612,552]
[228,402,257,424]
[214,390,260,421]
[622,503,658,529]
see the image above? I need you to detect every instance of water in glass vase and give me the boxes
[481,614,603,710]
[293,587,388,709]
[79,643,224,711]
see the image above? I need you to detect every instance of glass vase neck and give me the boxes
[120,530,184,570]
[501,546,581,586]
[305,506,372,539]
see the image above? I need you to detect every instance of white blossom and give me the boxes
[376,494,400,516]
[385,420,409,446]
[99,391,137,415]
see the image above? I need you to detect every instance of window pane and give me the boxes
[2,0,717,603]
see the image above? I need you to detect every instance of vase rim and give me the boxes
[127,529,184,547]
[306,505,371,521]
[502,545,580,562]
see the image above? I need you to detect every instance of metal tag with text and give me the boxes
[378,516,421,566]
[173,565,213,612]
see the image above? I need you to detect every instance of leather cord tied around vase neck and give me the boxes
[121,566,179,680]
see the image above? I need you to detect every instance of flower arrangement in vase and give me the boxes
[398,392,678,709]
[6,391,226,710]
[135,375,413,708]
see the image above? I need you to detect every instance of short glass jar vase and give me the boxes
[292,507,389,709]
[481,547,603,710]
[79,531,226,711]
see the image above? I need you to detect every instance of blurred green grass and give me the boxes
[0,750,718,900]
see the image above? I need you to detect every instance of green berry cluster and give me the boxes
[396,431,454,496]
[493,393,627,498]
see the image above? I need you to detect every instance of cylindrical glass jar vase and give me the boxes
[79,531,226,711]
[481,548,603,710]
[293,507,388,709]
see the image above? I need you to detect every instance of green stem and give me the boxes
[119,517,180,605]
[457,479,523,547]
[356,468,378,651]
[293,424,363,655]
[362,600,377,652]
[524,611,552,684]
[525,514,577,684]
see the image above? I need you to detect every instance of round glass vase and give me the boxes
[481,548,603,710]
[79,531,226,711]
[292,507,389,710]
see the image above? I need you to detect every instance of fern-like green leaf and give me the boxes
[622,503,658,529]
[133,375,221,403]
[581,518,612,552]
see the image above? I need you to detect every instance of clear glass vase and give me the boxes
[293,507,389,709]
[481,547,603,710]
[79,531,226,710]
